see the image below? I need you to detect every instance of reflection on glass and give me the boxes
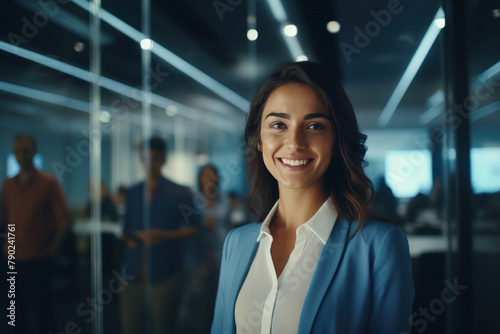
[471,147,500,194]
[385,150,433,198]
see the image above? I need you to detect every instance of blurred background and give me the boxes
[0,0,499,333]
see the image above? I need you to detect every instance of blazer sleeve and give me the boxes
[367,225,414,334]
[211,228,235,334]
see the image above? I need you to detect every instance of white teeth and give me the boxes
[281,159,311,166]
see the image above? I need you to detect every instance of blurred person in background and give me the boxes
[113,185,128,221]
[179,163,232,333]
[0,133,69,334]
[121,137,201,334]
[198,164,233,260]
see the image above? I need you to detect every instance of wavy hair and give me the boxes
[244,61,376,234]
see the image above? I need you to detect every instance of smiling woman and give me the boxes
[259,83,334,197]
[211,61,415,334]
[245,61,373,231]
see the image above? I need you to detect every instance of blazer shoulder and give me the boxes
[227,222,262,243]
[223,222,260,248]
[353,220,408,246]
[221,222,261,265]
[362,219,403,233]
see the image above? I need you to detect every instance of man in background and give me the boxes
[121,137,201,334]
[0,133,69,334]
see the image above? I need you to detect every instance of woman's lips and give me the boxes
[278,158,314,170]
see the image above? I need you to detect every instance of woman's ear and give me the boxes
[257,139,262,152]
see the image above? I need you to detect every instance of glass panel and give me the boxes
[0,1,93,333]
[468,1,500,332]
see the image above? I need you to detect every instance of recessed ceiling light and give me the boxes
[166,105,178,117]
[283,24,297,37]
[99,111,111,123]
[74,42,85,52]
[326,21,341,33]
[247,29,258,41]
[140,38,154,50]
[296,55,308,62]
[434,18,445,29]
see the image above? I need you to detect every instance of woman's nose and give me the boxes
[286,127,306,150]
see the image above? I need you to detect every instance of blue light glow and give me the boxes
[471,147,500,193]
[378,7,444,127]
[385,150,433,198]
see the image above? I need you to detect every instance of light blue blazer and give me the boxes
[211,217,414,334]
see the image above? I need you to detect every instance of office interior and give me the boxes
[0,0,499,333]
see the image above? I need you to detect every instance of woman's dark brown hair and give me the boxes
[244,61,375,234]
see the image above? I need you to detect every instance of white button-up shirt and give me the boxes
[235,198,338,334]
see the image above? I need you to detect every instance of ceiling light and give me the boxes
[74,42,85,52]
[166,105,178,117]
[378,7,445,127]
[326,21,341,33]
[493,9,500,18]
[470,101,500,122]
[266,0,287,22]
[0,80,90,113]
[296,55,308,62]
[283,24,298,37]
[247,29,258,41]
[434,18,445,29]
[99,111,111,123]
[140,38,154,50]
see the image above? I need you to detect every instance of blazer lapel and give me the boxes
[298,217,351,333]
[226,223,261,332]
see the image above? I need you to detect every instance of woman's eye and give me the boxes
[308,123,325,130]
[271,122,286,129]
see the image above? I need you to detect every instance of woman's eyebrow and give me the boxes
[265,112,329,120]
[304,113,329,120]
[265,112,290,119]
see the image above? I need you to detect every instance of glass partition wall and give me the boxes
[1,0,498,334]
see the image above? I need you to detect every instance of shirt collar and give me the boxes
[256,200,279,242]
[303,198,338,245]
[256,198,338,245]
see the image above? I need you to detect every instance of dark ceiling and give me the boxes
[0,0,499,134]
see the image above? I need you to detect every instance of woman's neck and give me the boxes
[273,186,329,231]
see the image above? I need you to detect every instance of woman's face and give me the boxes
[259,83,335,193]
[199,167,219,197]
